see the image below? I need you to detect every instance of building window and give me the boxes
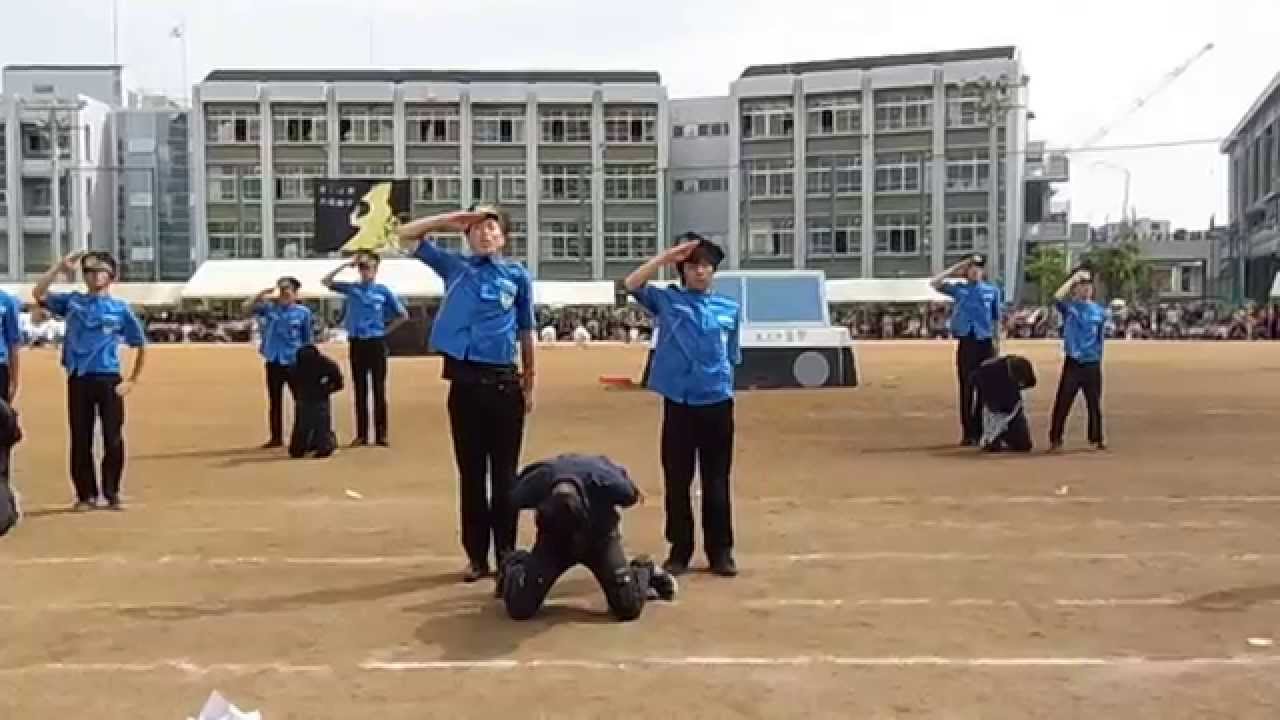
[473,108,526,144]
[945,211,988,253]
[407,106,460,144]
[945,148,991,191]
[674,122,729,138]
[874,89,932,131]
[742,99,794,139]
[807,155,862,195]
[206,164,261,203]
[604,165,658,201]
[272,108,327,144]
[205,109,261,145]
[605,108,657,143]
[539,107,591,144]
[747,158,794,198]
[945,86,990,128]
[506,220,528,259]
[274,164,324,203]
[604,221,657,260]
[540,220,592,260]
[206,219,263,259]
[1179,265,1196,294]
[472,164,527,204]
[340,162,394,178]
[409,164,461,203]
[674,177,728,193]
[339,105,395,144]
[540,164,591,202]
[276,220,317,258]
[807,94,861,136]
[807,214,861,258]
[747,217,794,258]
[874,151,927,192]
[875,213,922,255]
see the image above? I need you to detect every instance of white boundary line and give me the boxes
[4,550,1280,567]
[0,595,1252,614]
[5,655,1280,675]
[22,495,1280,513]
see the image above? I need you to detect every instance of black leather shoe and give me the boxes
[462,563,490,583]
[709,553,739,578]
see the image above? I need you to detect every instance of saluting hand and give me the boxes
[662,240,700,266]
[61,251,85,271]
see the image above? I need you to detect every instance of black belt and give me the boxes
[443,355,519,385]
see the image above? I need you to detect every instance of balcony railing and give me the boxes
[1024,221,1070,242]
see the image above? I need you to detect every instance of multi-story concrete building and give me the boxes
[114,105,194,281]
[0,86,115,279]
[667,47,1067,301]
[1091,218,1223,301]
[1222,72,1280,303]
[191,69,667,280]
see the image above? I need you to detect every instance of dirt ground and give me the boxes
[3,340,1280,719]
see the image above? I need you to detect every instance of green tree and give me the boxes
[1082,240,1155,303]
[1024,246,1069,305]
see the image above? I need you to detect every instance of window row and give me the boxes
[673,122,729,138]
[673,177,729,193]
[743,212,989,258]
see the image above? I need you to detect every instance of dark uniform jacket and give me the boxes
[972,355,1037,413]
[292,345,344,403]
[511,454,640,537]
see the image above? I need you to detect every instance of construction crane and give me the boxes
[1075,42,1215,150]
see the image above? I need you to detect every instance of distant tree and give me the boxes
[1024,246,1069,305]
[1082,239,1154,303]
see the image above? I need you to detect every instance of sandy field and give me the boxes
[2,340,1280,719]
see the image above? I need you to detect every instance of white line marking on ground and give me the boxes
[4,551,1278,568]
[8,655,1280,675]
[25,495,1280,514]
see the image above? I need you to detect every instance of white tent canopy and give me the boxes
[826,278,952,304]
[0,282,186,306]
[1270,271,1280,300]
[534,280,615,306]
[181,259,444,300]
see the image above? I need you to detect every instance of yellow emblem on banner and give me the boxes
[341,182,401,254]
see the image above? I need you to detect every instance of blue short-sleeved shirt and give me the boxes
[630,284,741,406]
[330,281,406,339]
[0,290,22,365]
[940,281,1002,340]
[44,292,146,376]
[1057,300,1107,364]
[414,240,534,365]
[254,302,313,366]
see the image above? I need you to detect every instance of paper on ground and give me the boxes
[189,690,262,720]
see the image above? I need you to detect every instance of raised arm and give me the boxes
[395,209,487,250]
[930,259,968,292]
[243,287,274,316]
[321,259,355,291]
[623,240,698,293]
[1054,270,1088,302]
[33,252,82,307]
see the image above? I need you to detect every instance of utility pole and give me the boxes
[49,107,61,262]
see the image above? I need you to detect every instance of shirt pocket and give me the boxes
[478,276,518,313]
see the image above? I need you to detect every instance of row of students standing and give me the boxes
[932,253,1108,453]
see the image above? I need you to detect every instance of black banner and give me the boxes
[314,178,411,255]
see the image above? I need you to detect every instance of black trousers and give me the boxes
[985,410,1033,453]
[502,533,653,622]
[661,398,735,563]
[67,374,125,504]
[956,337,995,442]
[264,361,297,443]
[1049,358,1104,444]
[447,379,526,570]
[349,338,389,442]
[289,399,337,459]
[0,364,9,402]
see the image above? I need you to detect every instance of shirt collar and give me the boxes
[467,253,505,267]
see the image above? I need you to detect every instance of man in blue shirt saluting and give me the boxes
[626,233,742,578]
[33,252,147,511]
[1048,268,1108,452]
[321,251,408,447]
[931,254,1003,446]
[245,277,313,449]
[397,204,535,583]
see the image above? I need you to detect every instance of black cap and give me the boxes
[676,232,725,270]
[80,252,118,278]
[969,253,986,268]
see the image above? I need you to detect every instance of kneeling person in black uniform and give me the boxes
[971,354,1037,453]
[497,454,678,622]
[0,397,22,537]
[289,345,344,459]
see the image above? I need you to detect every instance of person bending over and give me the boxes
[971,354,1037,453]
[497,454,678,622]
